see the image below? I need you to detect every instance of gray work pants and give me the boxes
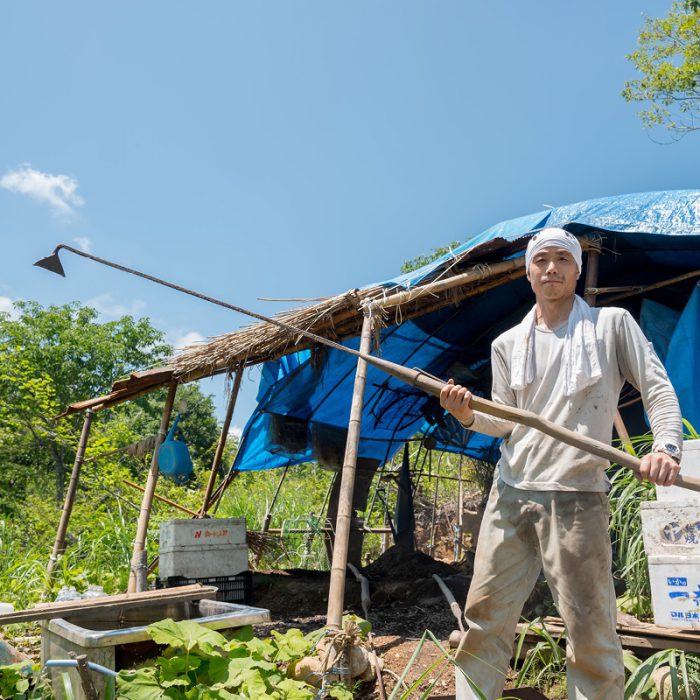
[455,480,624,700]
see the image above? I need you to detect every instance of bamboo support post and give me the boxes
[326,311,373,630]
[128,381,178,592]
[261,466,289,533]
[122,479,200,517]
[199,367,242,516]
[583,247,601,306]
[208,469,239,516]
[456,456,464,561]
[428,461,440,557]
[46,409,94,589]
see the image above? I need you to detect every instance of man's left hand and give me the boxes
[638,452,681,487]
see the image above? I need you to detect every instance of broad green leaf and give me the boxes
[238,669,272,698]
[342,614,371,637]
[147,619,228,652]
[270,629,313,662]
[327,683,354,700]
[273,678,315,700]
[117,668,170,700]
[230,626,254,642]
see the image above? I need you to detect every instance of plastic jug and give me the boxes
[157,414,194,484]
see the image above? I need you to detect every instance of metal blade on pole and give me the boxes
[38,244,699,493]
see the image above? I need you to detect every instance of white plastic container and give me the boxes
[641,450,700,628]
[645,555,700,629]
[656,439,700,503]
[159,518,248,579]
[640,501,700,556]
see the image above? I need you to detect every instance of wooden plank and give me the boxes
[516,618,700,655]
[0,584,217,626]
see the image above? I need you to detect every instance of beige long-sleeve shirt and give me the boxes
[468,306,683,492]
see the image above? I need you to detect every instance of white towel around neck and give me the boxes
[510,295,602,397]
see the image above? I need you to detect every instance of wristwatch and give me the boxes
[652,442,682,465]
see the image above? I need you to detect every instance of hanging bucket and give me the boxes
[158,414,194,485]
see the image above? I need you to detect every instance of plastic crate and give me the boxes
[157,571,251,605]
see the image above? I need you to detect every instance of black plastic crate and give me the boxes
[157,571,251,604]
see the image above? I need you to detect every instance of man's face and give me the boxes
[527,246,580,302]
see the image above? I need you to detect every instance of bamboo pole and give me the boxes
[456,455,464,561]
[326,312,374,630]
[583,248,601,306]
[122,479,200,517]
[261,466,289,533]
[199,367,242,516]
[600,269,700,305]
[428,460,440,557]
[128,381,178,592]
[45,409,94,588]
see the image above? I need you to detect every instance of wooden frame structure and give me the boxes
[49,228,700,624]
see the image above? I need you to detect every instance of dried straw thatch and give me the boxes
[66,233,597,415]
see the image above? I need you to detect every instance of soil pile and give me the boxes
[362,545,460,580]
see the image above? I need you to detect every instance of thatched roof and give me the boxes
[62,233,538,415]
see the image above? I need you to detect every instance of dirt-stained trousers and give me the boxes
[454,480,624,700]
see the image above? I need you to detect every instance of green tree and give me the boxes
[0,301,219,506]
[400,240,462,274]
[623,1,700,137]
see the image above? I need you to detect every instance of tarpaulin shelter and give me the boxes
[178,190,700,477]
[59,189,700,598]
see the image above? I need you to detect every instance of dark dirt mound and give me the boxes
[362,545,460,580]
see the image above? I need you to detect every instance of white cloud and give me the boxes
[0,296,19,320]
[73,236,92,253]
[171,330,206,349]
[229,425,243,440]
[0,163,84,218]
[86,293,146,318]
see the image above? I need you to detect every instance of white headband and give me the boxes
[525,227,582,272]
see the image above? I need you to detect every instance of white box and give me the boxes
[640,501,700,556]
[647,555,700,629]
[159,518,248,579]
[656,439,700,503]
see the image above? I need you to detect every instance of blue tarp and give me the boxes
[233,190,700,472]
[667,284,700,429]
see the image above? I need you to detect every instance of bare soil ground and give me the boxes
[251,540,559,699]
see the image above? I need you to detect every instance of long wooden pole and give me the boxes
[128,381,178,592]
[45,409,94,588]
[199,367,242,516]
[326,312,374,629]
[261,466,289,533]
[123,480,200,517]
[599,268,700,305]
[357,355,700,492]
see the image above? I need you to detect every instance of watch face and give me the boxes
[664,443,681,457]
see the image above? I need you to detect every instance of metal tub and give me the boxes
[41,598,270,699]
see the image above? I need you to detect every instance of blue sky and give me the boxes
[1,1,698,431]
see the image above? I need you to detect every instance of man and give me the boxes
[440,228,683,700]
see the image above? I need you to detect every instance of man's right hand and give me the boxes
[439,378,474,425]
